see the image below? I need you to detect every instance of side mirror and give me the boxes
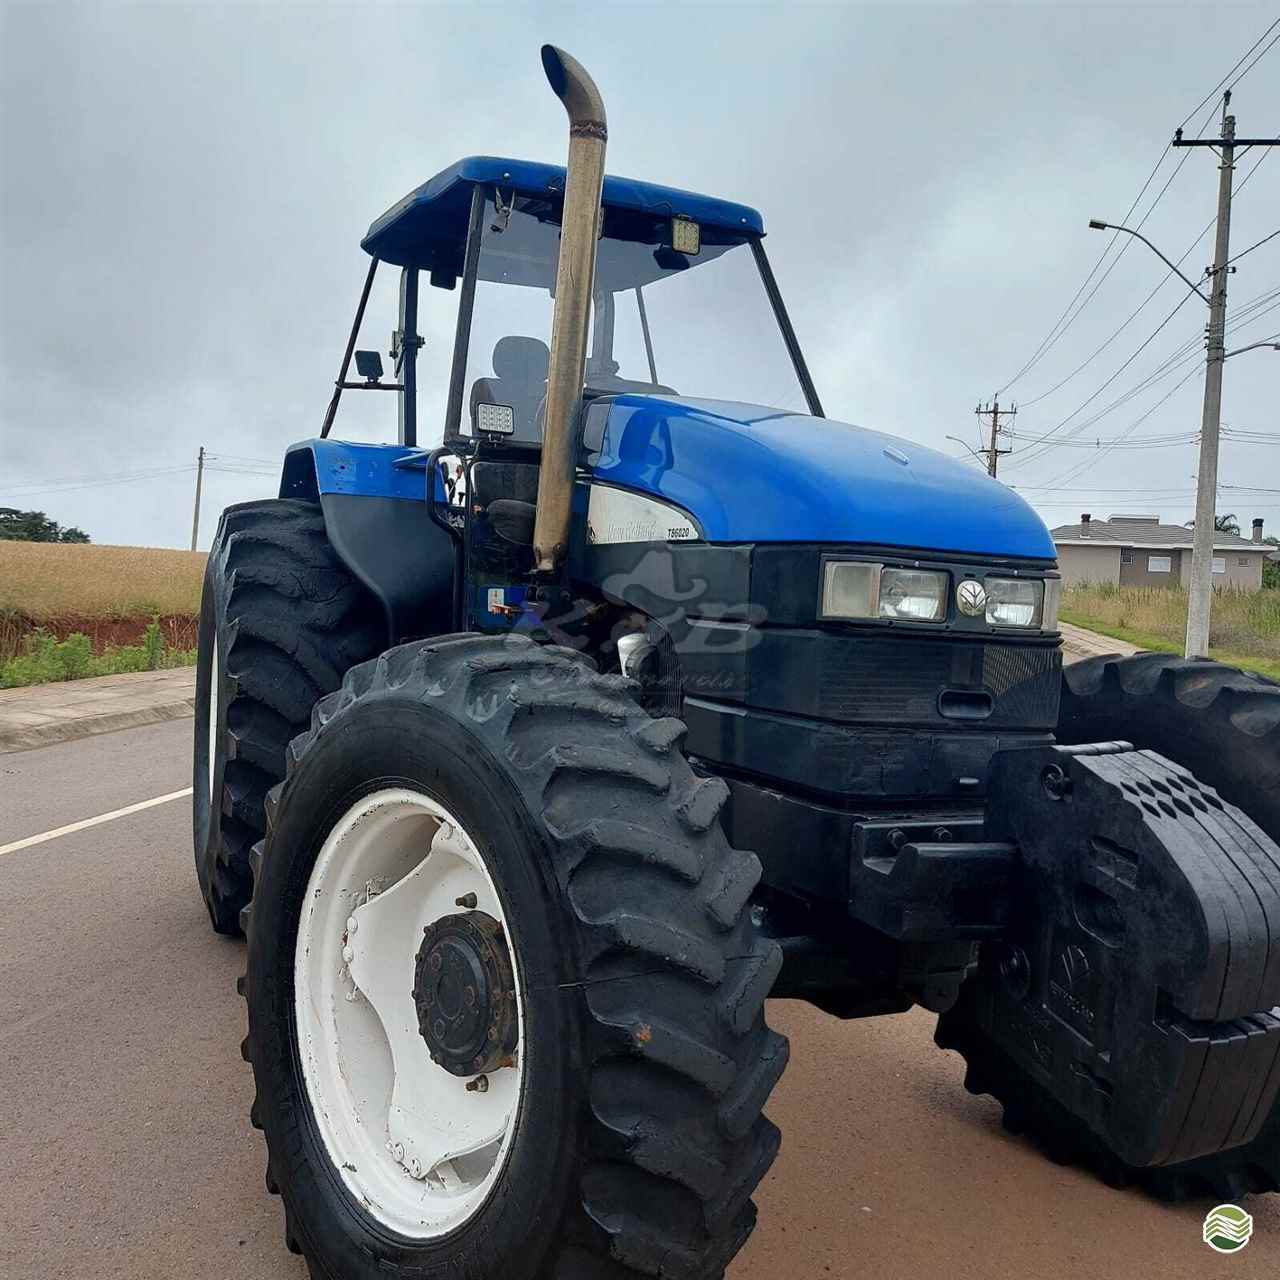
[355,350,384,383]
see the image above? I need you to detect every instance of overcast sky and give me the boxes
[2,1,1277,549]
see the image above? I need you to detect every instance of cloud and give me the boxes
[2,1,1277,547]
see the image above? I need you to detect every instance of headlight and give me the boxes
[878,567,948,621]
[985,577,1045,628]
[821,561,947,623]
[821,561,879,620]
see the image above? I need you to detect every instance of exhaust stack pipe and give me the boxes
[533,44,608,573]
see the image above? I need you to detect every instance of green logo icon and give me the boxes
[1203,1203,1253,1253]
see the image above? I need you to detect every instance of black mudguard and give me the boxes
[318,492,456,644]
[279,443,457,645]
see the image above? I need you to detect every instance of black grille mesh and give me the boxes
[814,637,1060,729]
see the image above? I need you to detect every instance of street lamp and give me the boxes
[1087,220,1210,302]
[945,434,989,468]
[1223,340,1280,359]
[1086,212,1275,658]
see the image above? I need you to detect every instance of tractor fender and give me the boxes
[279,440,456,644]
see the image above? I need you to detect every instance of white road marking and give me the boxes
[0,787,193,857]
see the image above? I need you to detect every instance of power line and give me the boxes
[1,456,279,502]
[1226,226,1280,267]
[1003,288,1201,468]
[1188,17,1280,120]
[994,19,1279,395]
[1227,22,1280,92]
[1005,283,1280,473]
[1014,299,1280,490]
[1015,482,1280,494]
[1008,434,1198,449]
[995,155,1176,395]
[0,465,197,499]
[1031,363,1204,490]
[1015,147,1273,409]
[206,453,279,466]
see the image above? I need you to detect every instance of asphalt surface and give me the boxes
[2,720,1277,1279]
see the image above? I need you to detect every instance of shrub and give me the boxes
[0,617,198,687]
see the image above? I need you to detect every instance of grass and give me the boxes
[1061,582,1280,681]
[0,622,198,689]
[0,541,206,687]
[0,541,205,619]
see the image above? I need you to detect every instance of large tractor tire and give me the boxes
[938,651,1280,1200]
[193,499,382,935]
[1058,652,1280,844]
[238,635,787,1279]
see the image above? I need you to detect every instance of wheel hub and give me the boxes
[413,910,518,1077]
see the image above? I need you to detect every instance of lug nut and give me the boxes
[455,892,478,909]
[466,1074,489,1093]
[346,915,358,934]
[1041,764,1072,800]
[342,945,355,964]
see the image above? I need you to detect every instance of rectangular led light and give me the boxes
[671,217,701,256]
[476,402,515,436]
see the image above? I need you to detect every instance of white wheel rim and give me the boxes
[294,788,526,1238]
[207,634,219,808]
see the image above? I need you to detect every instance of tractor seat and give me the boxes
[470,336,550,438]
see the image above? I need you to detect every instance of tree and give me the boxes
[1264,535,1280,592]
[0,508,92,543]
[1184,513,1241,535]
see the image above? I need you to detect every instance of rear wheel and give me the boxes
[239,635,788,1278]
[938,651,1280,1200]
[193,499,382,934]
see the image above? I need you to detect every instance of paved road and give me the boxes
[2,721,1276,1279]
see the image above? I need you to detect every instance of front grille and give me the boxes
[822,638,952,721]
[746,631,1061,730]
[981,644,1061,725]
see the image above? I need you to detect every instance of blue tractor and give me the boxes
[195,46,1280,1280]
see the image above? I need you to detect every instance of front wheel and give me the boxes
[239,635,788,1278]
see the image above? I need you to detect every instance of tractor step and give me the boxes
[977,743,1280,1168]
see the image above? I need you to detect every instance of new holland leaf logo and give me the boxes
[1203,1203,1253,1253]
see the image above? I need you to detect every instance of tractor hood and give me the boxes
[583,395,1056,560]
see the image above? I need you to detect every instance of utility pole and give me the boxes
[1173,95,1279,658]
[191,445,205,552]
[974,396,1015,477]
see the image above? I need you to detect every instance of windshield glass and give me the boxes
[460,193,809,443]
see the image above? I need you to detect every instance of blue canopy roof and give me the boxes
[361,155,765,270]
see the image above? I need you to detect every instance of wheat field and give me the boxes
[0,541,206,619]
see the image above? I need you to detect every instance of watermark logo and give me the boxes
[1203,1203,1253,1253]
